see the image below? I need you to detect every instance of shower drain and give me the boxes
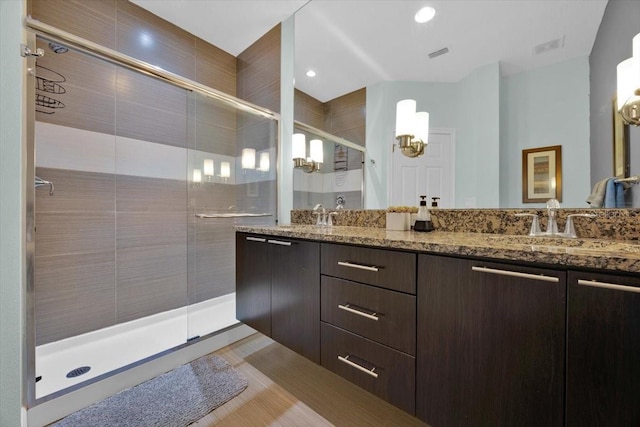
[66,366,91,379]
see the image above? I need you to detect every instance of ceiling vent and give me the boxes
[533,36,565,55]
[428,47,450,59]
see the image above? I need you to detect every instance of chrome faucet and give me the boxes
[313,204,340,227]
[313,204,327,227]
[515,199,596,238]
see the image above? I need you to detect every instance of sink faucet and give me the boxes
[546,198,560,235]
[515,199,596,238]
[313,204,327,227]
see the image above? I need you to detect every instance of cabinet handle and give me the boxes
[471,266,559,283]
[245,237,266,243]
[577,279,640,293]
[338,303,379,321]
[267,239,292,246]
[337,261,379,272]
[337,354,379,378]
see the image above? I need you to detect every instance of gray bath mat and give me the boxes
[52,354,247,427]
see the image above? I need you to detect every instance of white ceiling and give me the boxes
[131,0,608,103]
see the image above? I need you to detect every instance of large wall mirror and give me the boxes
[293,0,640,209]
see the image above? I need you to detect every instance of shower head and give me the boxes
[48,42,69,54]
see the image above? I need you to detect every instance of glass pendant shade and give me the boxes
[310,139,323,163]
[292,133,306,159]
[395,99,416,137]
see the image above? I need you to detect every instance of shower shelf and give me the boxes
[195,213,273,219]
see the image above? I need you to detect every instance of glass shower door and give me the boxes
[186,91,277,341]
[33,35,190,400]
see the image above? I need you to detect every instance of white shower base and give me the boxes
[35,293,237,399]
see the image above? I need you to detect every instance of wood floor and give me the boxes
[190,333,428,427]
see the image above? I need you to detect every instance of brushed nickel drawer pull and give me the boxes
[577,279,640,293]
[245,237,266,243]
[471,266,559,283]
[338,261,379,272]
[337,355,379,378]
[268,239,292,246]
[338,303,379,321]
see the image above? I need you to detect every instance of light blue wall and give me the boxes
[365,81,457,208]
[500,56,590,207]
[455,62,500,208]
[365,63,500,209]
[0,0,27,425]
[365,58,589,209]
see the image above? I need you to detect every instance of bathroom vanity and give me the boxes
[235,225,640,426]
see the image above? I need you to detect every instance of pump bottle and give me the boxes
[414,195,434,232]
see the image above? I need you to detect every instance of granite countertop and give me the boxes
[236,225,640,274]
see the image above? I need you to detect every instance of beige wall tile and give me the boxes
[116,100,188,148]
[195,38,236,96]
[35,212,115,258]
[295,89,325,130]
[116,175,186,212]
[116,212,186,250]
[190,182,236,212]
[30,0,117,49]
[35,168,115,213]
[35,251,116,345]
[116,0,196,80]
[35,39,117,135]
[237,24,281,112]
[116,244,188,322]
[189,222,236,303]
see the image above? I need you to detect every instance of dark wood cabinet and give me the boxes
[417,254,566,427]
[238,231,640,425]
[320,242,417,414]
[270,237,320,363]
[236,233,320,363]
[321,323,416,415]
[236,233,271,336]
[321,276,416,355]
[567,270,640,426]
[321,243,416,293]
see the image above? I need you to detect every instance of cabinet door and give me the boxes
[270,237,320,363]
[567,271,640,426]
[236,233,271,336]
[417,255,565,427]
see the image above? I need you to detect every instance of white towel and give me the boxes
[586,178,609,208]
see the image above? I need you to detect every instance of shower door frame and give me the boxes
[25,17,281,408]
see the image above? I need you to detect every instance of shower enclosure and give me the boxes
[29,29,277,403]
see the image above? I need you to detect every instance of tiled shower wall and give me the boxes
[293,88,366,209]
[30,0,280,345]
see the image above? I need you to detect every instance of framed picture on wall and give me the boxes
[612,95,630,178]
[522,145,562,203]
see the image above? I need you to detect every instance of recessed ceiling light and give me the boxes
[415,6,436,24]
[306,70,316,78]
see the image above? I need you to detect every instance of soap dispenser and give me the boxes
[414,195,434,232]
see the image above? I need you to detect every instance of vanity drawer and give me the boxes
[321,276,416,355]
[321,322,416,415]
[321,243,416,294]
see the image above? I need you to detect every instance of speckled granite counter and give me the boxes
[236,225,640,274]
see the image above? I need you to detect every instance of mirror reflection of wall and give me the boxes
[294,0,640,209]
[292,121,365,210]
[292,88,366,209]
[590,0,640,207]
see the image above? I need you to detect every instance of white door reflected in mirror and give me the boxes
[389,130,455,209]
